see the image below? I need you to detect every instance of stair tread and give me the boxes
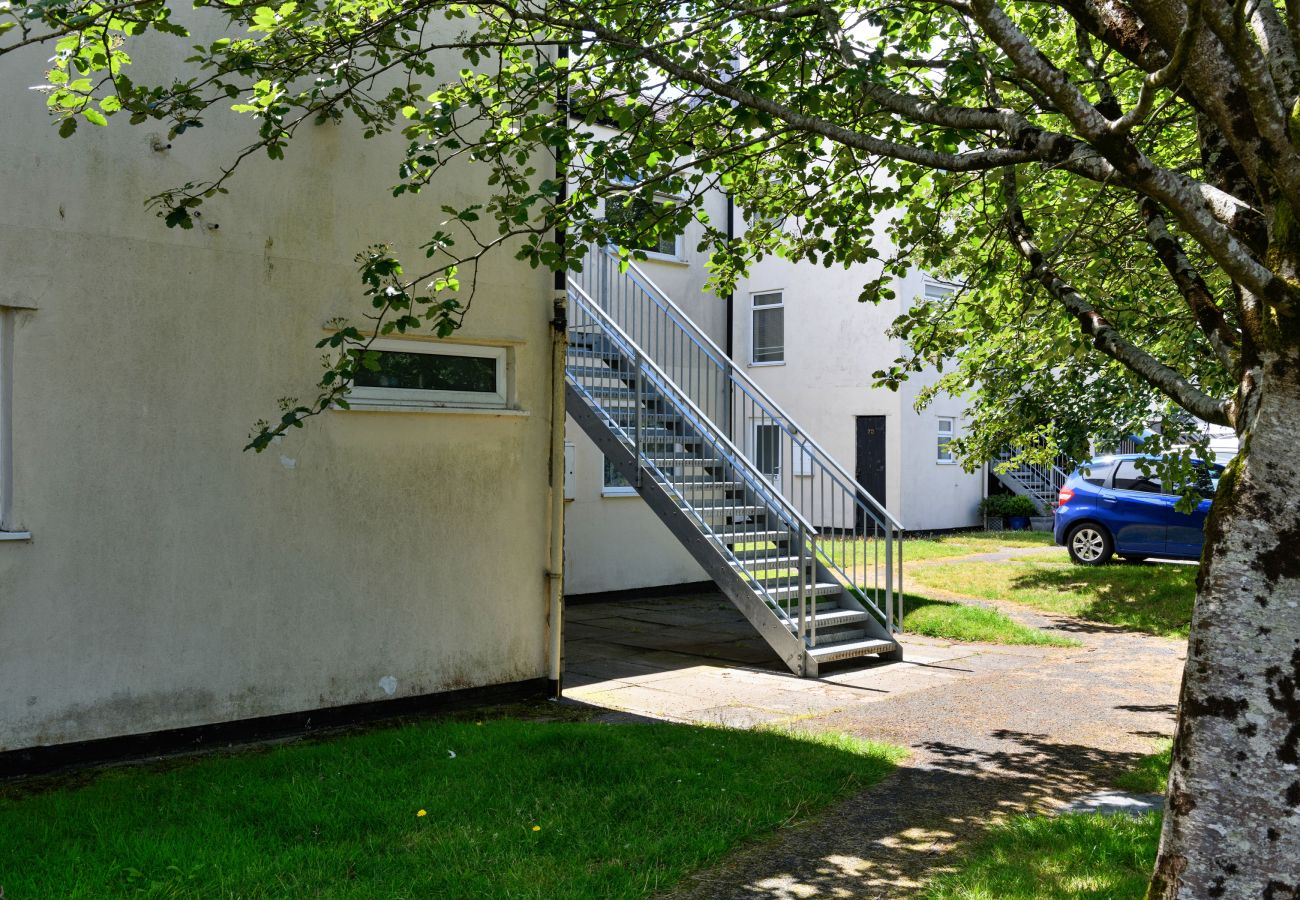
[765,582,843,600]
[778,608,869,628]
[807,638,898,660]
[712,530,788,544]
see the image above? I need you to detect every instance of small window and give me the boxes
[751,291,784,364]
[606,196,681,259]
[603,455,637,496]
[348,338,508,410]
[923,281,958,301]
[753,423,782,484]
[1113,459,1163,493]
[937,417,955,464]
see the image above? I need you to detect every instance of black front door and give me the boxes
[855,416,886,529]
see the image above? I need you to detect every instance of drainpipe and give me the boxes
[546,40,570,699]
[724,195,735,438]
[547,295,567,698]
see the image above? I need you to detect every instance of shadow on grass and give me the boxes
[0,715,901,900]
[665,729,1159,899]
[1005,562,1195,637]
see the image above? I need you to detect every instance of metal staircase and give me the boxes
[564,246,905,677]
[990,448,1073,513]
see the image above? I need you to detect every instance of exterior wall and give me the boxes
[561,143,726,594]
[0,40,554,751]
[736,255,984,532]
[563,421,707,595]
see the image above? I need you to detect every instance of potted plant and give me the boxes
[979,494,1040,530]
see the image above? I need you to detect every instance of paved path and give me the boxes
[563,565,1183,898]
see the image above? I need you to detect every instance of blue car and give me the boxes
[1054,454,1223,565]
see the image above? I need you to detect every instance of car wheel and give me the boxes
[1067,523,1113,566]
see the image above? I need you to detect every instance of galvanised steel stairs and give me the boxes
[565,246,905,677]
[990,449,1073,513]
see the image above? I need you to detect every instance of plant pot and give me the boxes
[1029,516,1054,532]
[1007,515,1031,531]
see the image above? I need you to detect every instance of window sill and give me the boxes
[637,254,689,267]
[0,531,32,542]
[936,460,958,466]
[602,488,640,498]
[748,361,786,368]
[339,403,529,417]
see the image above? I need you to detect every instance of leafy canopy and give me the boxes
[0,0,1267,480]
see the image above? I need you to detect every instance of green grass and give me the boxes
[0,717,903,899]
[825,530,1057,568]
[922,812,1162,899]
[1114,740,1173,795]
[902,595,1080,647]
[909,558,1196,637]
[921,732,1172,899]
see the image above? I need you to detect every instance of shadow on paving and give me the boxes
[659,730,1152,899]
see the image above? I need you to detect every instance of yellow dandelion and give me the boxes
[417,809,427,817]
[532,825,541,832]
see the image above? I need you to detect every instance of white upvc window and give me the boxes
[937,417,956,464]
[604,187,684,261]
[602,454,638,496]
[751,291,785,365]
[0,306,28,539]
[753,422,782,486]
[346,338,510,411]
[923,280,958,301]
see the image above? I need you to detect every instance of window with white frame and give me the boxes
[347,338,509,410]
[753,422,782,485]
[937,417,956,463]
[0,306,25,537]
[603,455,637,496]
[605,194,682,259]
[923,280,958,301]
[751,291,784,364]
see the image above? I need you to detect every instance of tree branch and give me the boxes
[1003,168,1234,426]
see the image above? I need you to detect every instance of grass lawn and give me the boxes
[825,530,1056,568]
[902,595,1080,647]
[1114,741,1173,795]
[908,558,1195,637]
[923,740,1171,899]
[922,811,1162,899]
[0,716,903,899]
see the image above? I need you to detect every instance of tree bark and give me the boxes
[1150,348,1300,897]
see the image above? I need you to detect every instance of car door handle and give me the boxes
[1099,492,1117,505]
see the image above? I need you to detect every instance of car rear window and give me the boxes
[1080,459,1117,486]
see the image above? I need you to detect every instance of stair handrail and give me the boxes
[569,283,819,540]
[568,286,822,633]
[577,244,905,533]
[569,278,900,635]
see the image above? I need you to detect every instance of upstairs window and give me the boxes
[937,417,955,463]
[348,339,508,410]
[751,291,785,364]
[605,196,682,259]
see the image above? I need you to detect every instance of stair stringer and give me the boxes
[567,383,813,676]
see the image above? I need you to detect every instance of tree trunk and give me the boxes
[1150,349,1300,897]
